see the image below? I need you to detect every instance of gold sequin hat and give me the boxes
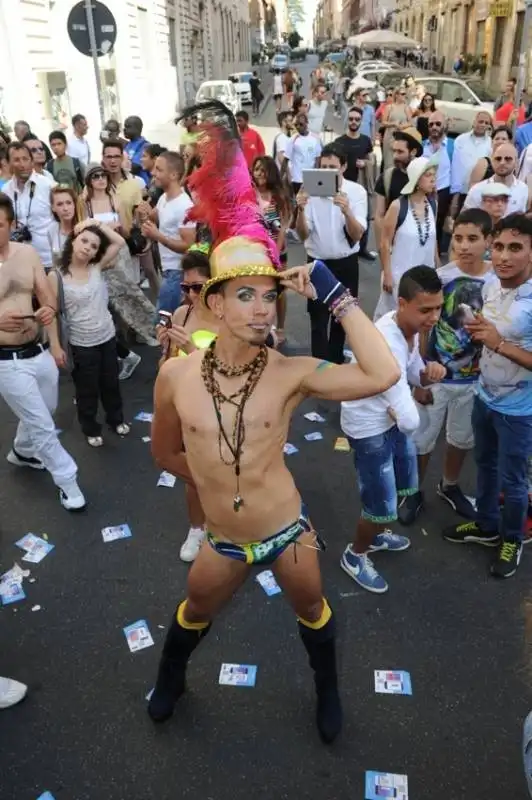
[176,99,281,306]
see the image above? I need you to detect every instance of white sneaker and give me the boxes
[59,480,87,511]
[0,676,27,709]
[119,351,141,381]
[179,527,205,562]
[6,449,45,470]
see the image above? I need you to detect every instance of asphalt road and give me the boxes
[1,57,531,800]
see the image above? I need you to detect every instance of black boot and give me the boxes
[148,608,211,723]
[298,614,342,744]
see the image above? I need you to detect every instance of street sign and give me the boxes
[67,0,117,57]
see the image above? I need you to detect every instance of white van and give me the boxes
[195,80,241,116]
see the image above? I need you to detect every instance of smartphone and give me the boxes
[458,303,476,323]
[158,310,173,328]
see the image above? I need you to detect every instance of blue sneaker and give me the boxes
[369,529,411,552]
[340,546,388,594]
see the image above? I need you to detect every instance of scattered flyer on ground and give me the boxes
[219,663,257,687]
[15,534,54,564]
[145,688,154,701]
[37,793,56,800]
[374,670,412,695]
[157,471,176,488]
[365,771,408,800]
[101,524,132,543]
[256,570,282,596]
[283,442,298,455]
[142,436,151,443]
[134,411,153,422]
[334,437,351,452]
[304,412,325,423]
[0,580,26,605]
[304,432,323,442]
[123,620,154,653]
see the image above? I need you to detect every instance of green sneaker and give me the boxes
[442,521,499,547]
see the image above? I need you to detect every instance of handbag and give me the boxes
[126,224,148,256]
[53,269,73,371]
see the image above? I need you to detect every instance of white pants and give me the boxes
[0,349,77,486]
[413,383,475,456]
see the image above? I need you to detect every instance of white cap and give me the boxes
[400,154,440,195]
[480,182,512,198]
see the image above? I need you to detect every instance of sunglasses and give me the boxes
[90,171,107,180]
[386,92,393,97]
[180,282,205,294]
[399,92,407,96]
[348,116,361,122]
[30,146,44,153]
[493,155,513,162]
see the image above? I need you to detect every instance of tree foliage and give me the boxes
[288,30,302,48]
[287,0,306,27]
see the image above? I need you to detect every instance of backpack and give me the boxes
[47,157,84,190]
[395,194,437,236]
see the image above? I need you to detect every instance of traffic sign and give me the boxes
[67,0,117,57]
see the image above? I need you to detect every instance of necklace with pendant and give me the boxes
[411,198,431,247]
[201,342,268,512]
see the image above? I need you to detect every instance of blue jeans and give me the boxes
[473,395,532,542]
[349,426,418,523]
[156,270,181,314]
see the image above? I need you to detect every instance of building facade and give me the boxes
[249,0,288,51]
[0,0,251,147]
[393,0,532,90]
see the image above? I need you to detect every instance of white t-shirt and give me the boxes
[304,178,367,259]
[156,191,195,272]
[2,172,56,268]
[273,132,290,170]
[285,133,322,184]
[66,135,91,166]
[464,176,528,215]
[340,312,423,440]
[308,100,328,135]
[273,75,283,95]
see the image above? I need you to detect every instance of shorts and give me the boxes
[349,426,418,523]
[207,504,324,564]
[413,383,475,455]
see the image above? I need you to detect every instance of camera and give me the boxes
[10,225,32,243]
[158,310,172,329]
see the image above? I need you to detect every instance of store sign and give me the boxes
[489,0,513,16]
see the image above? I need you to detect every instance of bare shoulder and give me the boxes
[172,304,188,325]
[274,351,324,389]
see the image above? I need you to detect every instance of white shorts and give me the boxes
[413,383,475,455]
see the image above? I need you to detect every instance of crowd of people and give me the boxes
[0,72,531,769]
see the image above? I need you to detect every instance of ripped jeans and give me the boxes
[349,425,418,523]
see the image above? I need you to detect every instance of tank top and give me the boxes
[168,304,217,359]
[63,266,115,347]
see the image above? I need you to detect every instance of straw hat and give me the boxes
[394,127,423,157]
[400,154,440,195]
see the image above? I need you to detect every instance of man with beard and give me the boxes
[334,106,372,184]
[147,100,400,743]
[374,128,422,245]
[423,110,455,252]
[464,143,529,215]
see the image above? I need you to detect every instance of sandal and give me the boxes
[115,423,130,436]
[87,436,103,447]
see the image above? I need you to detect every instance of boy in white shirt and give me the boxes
[340,266,446,593]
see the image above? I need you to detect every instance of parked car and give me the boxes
[195,80,240,116]
[325,52,347,65]
[228,72,253,105]
[270,53,289,72]
[291,48,307,62]
[409,76,496,134]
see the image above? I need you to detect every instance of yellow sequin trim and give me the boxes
[200,266,281,305]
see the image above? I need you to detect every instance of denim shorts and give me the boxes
[156,270,181,314]
[349,426,419,523]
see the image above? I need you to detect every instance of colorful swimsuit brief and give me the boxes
[207,505,324,565]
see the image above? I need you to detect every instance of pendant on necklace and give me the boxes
[233,494,244,512]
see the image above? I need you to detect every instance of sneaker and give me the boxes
[179,527,205,562]
[437,481,476,520]
[491,538,523,578]
[0,676,27,709]
[119,351,141,381]
[340,546,388,593]
[369,529,411,552]
[87,436,103,447]
[115,423,130,436]
[6,448,45,470]
[59,480,87,511]
[360,250,377,261]
[397,491,423,525]
[442,521,499,546]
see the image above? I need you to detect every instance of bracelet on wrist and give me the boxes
[494,338,506,353]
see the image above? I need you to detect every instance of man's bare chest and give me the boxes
[0,264,33,301]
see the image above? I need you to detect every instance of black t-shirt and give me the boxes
[249,77,260,96]
[375,167,409,209]
[334,134,373,183]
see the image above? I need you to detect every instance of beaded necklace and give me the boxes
[201,341,268,512]
[410,197,431,247]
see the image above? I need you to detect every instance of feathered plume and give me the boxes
[177,100,280,268]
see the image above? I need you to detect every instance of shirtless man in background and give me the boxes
[148,261,400,742]
[0,193,85,510]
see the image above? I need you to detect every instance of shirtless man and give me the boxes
[0,193,85,510]
[148,255,399,739]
